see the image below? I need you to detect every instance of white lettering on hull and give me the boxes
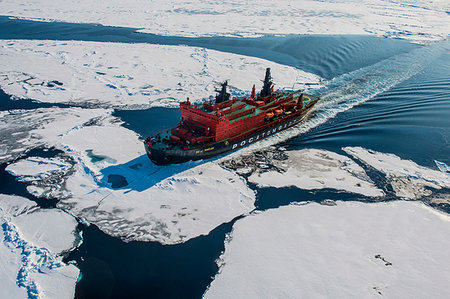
[230,117,301,151]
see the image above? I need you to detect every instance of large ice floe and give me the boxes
[0,40,320,109]
[343,147,450,199]
[222,148,384,198]
[205,201,450,298]
[57,116,255,244]
[5,112,256,244]
[1,0,449,43]
[0,97,256,244]
[0,194,80,299]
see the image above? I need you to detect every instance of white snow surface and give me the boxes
[205,201,450,298]
[6,156,72,182]
[0,194,79,256]
[1,105,255,244]
[1,0,449,43]
[6,156,73,198]
[0,222,28,299]
[13,208,79,254]
[55,116,255,244]
[0,107,108,163]
[0,40,320,109]
[247,149,384,197]
[0,194,80,299]
[344,147,450,199]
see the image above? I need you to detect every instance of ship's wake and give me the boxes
[225,40,449,158]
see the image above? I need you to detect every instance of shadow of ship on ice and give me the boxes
[98,154,206,192]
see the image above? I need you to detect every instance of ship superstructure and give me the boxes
[145,68,319,165]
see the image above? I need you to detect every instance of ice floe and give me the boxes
[54,117,255,244]
[1,0,449,43]
[0,40,320,109]
[0,194,80,298]
[205,201,450,298]
[0,107,108,163]
[435,160,450,173]
[343,147,450,199]
[6,156,74,199]
[222,148,384,197]
[2,105,255,244]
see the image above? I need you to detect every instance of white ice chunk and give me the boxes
[0,40,320,109]
[0,193,36,216]
[0,194,79,255]
[0,107,109,163]
[435,160,450,173]
[29,264,80,299]
[205,201,450,298]
[0,194,80,298]
[246,149,384,197]
[6,156,75,199]
[343,147,450,199]
[6,156,72,182]
[13,208,79,254]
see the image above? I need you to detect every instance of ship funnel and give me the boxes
[260,67,274,98]
[215,81,231,104]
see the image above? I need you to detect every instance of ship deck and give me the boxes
[148,92,317,151]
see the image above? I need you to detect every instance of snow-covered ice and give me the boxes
[6,157,71,179]
[6,156,73,199]
[0,194,80,298]
[0,223,28,299]
[2,105,255,244]
[1,0,449,43]
[61,160,255,244]
[0,40,320,109]
[12,207,79,255]
[55,116,255,244]
[0,107,108,163]
[225,148,384,197]
[343,147,450,199]
[435,160,450,173]
[205,201,450,298]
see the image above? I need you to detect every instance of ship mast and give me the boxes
[215,81,231,104]
[260,67,273,98]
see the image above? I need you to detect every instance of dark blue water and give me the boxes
[0,88,70,110]
[254,187,376,210]
[65,220,235,299]
[288,47,450,168]
[1,17,449,299]
[107,174,128,188]
[113,108,181,138]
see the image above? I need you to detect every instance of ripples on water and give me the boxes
[289,41,450,167]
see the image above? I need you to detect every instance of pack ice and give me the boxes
[0,194,80,299]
